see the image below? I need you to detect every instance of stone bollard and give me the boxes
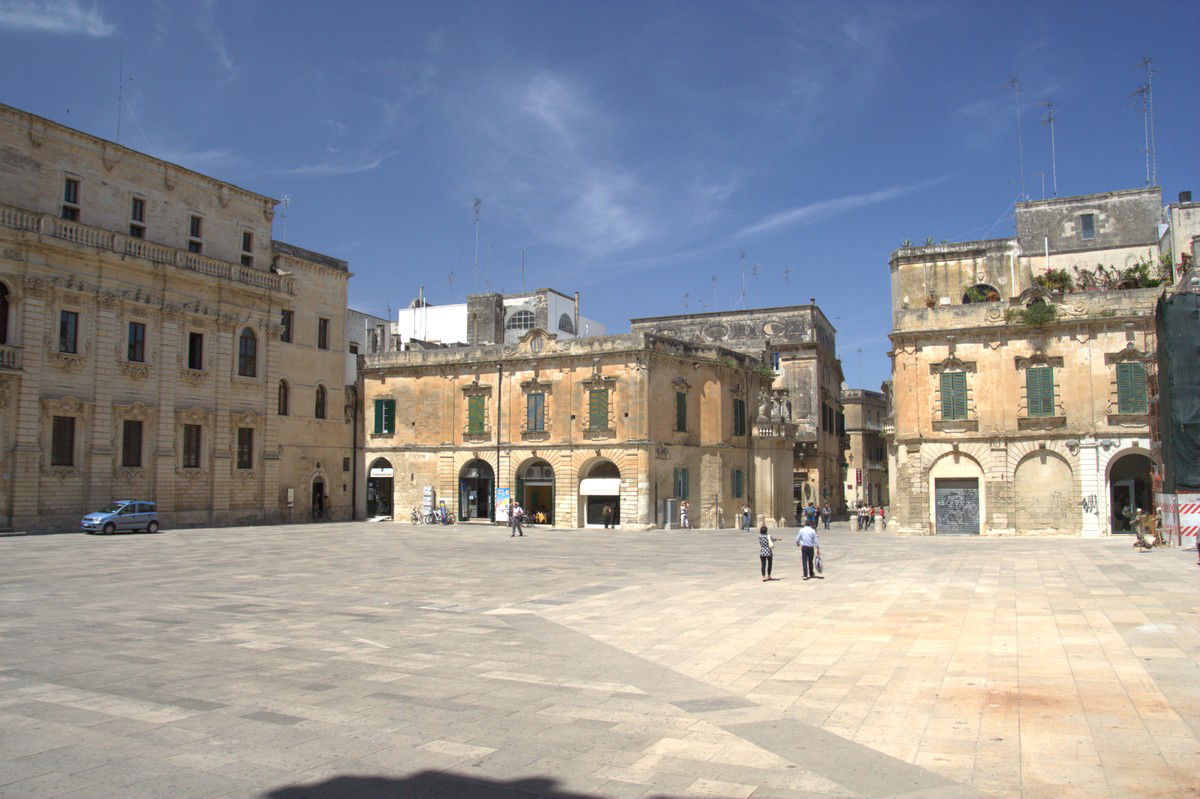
[873,513,884,533]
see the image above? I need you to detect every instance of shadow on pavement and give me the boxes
[265,772,684,799]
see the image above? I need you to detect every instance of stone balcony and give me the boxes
[754,420,799,439]
[0,343,20,371]
[0,202,292,294]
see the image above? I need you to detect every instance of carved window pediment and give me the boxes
[580,373,617,391]
[1103,345,1152,365]
[929,355,977,375]
[521,377,553,394]
[1014,354,1064,369]
[672,376,691,392]
[461,379,492,397]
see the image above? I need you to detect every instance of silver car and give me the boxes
[81,500,160,534]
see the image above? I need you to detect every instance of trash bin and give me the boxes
[661,497,680,529]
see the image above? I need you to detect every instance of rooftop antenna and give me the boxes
[520,249,526,293]
[471,198,481,293]
[738,251,747,309]
[279,195,290,241]
[1140,57,1157,185]
[447,270,455,296]
[116,51,124,142]
[1033,171,1046,200]
[783,266,792,294]
[682,292,689,311]
[1007,77,1026,201]
[710,274,718,310]
[1133,83,1151,185]
[1042,101,1058,196]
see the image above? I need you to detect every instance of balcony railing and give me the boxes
[754,420,798,438]
[0,202,291,294]
[0,344,21,370]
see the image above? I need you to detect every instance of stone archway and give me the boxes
[579,459,620,528]
[367,457,393,518]
[1107,451,1152,534]
[926,450,985,534]
[516,458,555,525]
[459,459,495,521]
[1013,450,1076,535]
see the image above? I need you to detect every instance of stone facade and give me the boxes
[0,104,352,531]
[630,305,845,512]
[885,187,1200,536]
[841,387,889,508]
[361,330,794,529]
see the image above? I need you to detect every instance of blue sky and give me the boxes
[1,1,1197,389]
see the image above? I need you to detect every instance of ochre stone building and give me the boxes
[360,329,794,529]
[841,387,889,508]
[887,187,1198,535]
[630,305,845,512]
[0,105,352,531]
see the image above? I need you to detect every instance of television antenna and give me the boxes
[738,251,747,309]
[682,292,689,311]
[1041,101,1057,196]
[1137,57,1157,185]
[1007,77,1026,201]
[280,195,290,241]
[472,198,481,293]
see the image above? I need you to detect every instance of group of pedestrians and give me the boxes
[855,504,886,530]
[758,518,823,582]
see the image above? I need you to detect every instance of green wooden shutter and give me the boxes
[467,395,485,434]
[675,392,686,432]
[1116,362,1147,414]
[733,398,746,436]
[589,389,608,430]
[940,372,967,420]
[732,468,743,498]
[373,399,384,435]
[1027,367,1054,417]
[383,399,395,433]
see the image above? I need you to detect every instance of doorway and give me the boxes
[459,460,494,521]
[367,458,393,518]
[1109,452,1151,533]
[934,478,980,534]
[518,460,554,524]
[579,460,620,527]
[312,478,326,519]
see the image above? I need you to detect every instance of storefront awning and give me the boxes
[579,478,620,495]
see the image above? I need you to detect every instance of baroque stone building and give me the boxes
[841,387,889,508]
[630,305,845,512]
[887,187,1198,536]
[360,329,794,529]
[0,104,352,531]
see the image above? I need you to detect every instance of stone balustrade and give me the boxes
[0,343,20,370]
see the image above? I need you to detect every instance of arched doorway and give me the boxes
[312,478,326,519]
[367,458,393,518]
[579,460,620,528]
[1109,452,1152,533]
[518,459,554,524]
[1013,451,1076,534]
[459,460,494,521]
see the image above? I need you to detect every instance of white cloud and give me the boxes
[277,150,398,178]
[738,175,955,238]
[0,0,114,36]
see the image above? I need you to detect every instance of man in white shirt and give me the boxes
[794,523,821,580]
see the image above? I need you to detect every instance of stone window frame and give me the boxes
[314,383,328,420]
[231,411,260,474]
[113,401,155,477]
[236,326,259,379]
[520,377,552,441]
[118,304,154,379]
[49,295,90,369]
[176,407,210,476]
[462,379,493,442]
[581,373,617,439]
[672,376,691,434]
[928,355,978,431]
[40,395,91,476]
[1014,354,1066,429]
[1103,344,1153,424]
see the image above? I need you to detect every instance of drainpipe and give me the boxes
[349,383,358,521]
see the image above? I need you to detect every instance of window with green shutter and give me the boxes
[675,391,687,432]
[467,395,485,434]
[1026,367,1055,417]
[588,388,609,430]
[1116,362,1147,414]
[373,398,395,434]
[527,392,545,432]
[732,398,747,436]
[673,467,689,500]
[940,371,968,420]
[731,468,744,498]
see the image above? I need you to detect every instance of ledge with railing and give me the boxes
[0,343,21,370]
[754,420,799,439]
[0,202,291,294]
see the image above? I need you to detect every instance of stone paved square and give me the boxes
[2,522,1199,798]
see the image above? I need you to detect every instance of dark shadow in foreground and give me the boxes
[265,772,684,799]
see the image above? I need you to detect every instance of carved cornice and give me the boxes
[580,373,617,391]
[520,377,553,394]
[1103,344,1153,364]
[929,355,977,375]
[118,361,152,380]
[461,379,492,397]
[1014,354,1065,369]
[178,368,210,386]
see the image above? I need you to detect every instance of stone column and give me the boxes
[634,445,652,528]
[210,319,235,523]
[154,306,181,516]
[1077,439,1102,537]
[262,324,281,522]
[87,293,121,509]
[10,277,49,527]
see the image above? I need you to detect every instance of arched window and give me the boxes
[278,380,289,416]
[0,283,8,345]
[505,310,535,331]
[315,385,327,419]
[237,328,257,377]
[558,313,575,334]
[961,284,1000,304]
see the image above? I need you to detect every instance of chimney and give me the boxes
[1180,190,1193,204]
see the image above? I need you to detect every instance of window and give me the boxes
[237,328,257,377]
[1116,362,1148,414]
[506,310,535,331]
[129,197,145,238]
[349,343,359,355]
[188,215,203,253]
[770,352,781,371]
[61,177,79,220]
[58,310,78,354]
[1026,367,1055,417]
[558,313,575,334]
[317,317,329,350]
[1080,213,1096,240]
[732,398,747,436]
[182,424,202,468]
[0,283,9,345]
[527,392,545,432]
[675,391,687,432]
[187,332,204,370]
[315,385,327,419]
[280,310,293,343]
[240,231,253,266]
[374,398,396,434]
[940,372,968,420]
[588,388,609,431]
[673,467,689,500]
[127,321,146,362]
[121,420,143,468]
[236,427,254,469]
[278,380,289,416]
[731,468,744,498]
[467,395,485,435]
[51,416,74,466]
[343,457,351,472]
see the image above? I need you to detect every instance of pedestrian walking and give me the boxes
[509,501,524,537]
[795,500,804,526]
[875,505,886,531]
[741,504,753,532]
[795,520,822,580]
[601,503,614,529]
[804,502,818,528]
[821,503,832,530]
[758,525,774,581]
[680,500,691,529]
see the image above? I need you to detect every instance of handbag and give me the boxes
[815,555,823,574]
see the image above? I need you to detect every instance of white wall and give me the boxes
[397,303,468,344]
